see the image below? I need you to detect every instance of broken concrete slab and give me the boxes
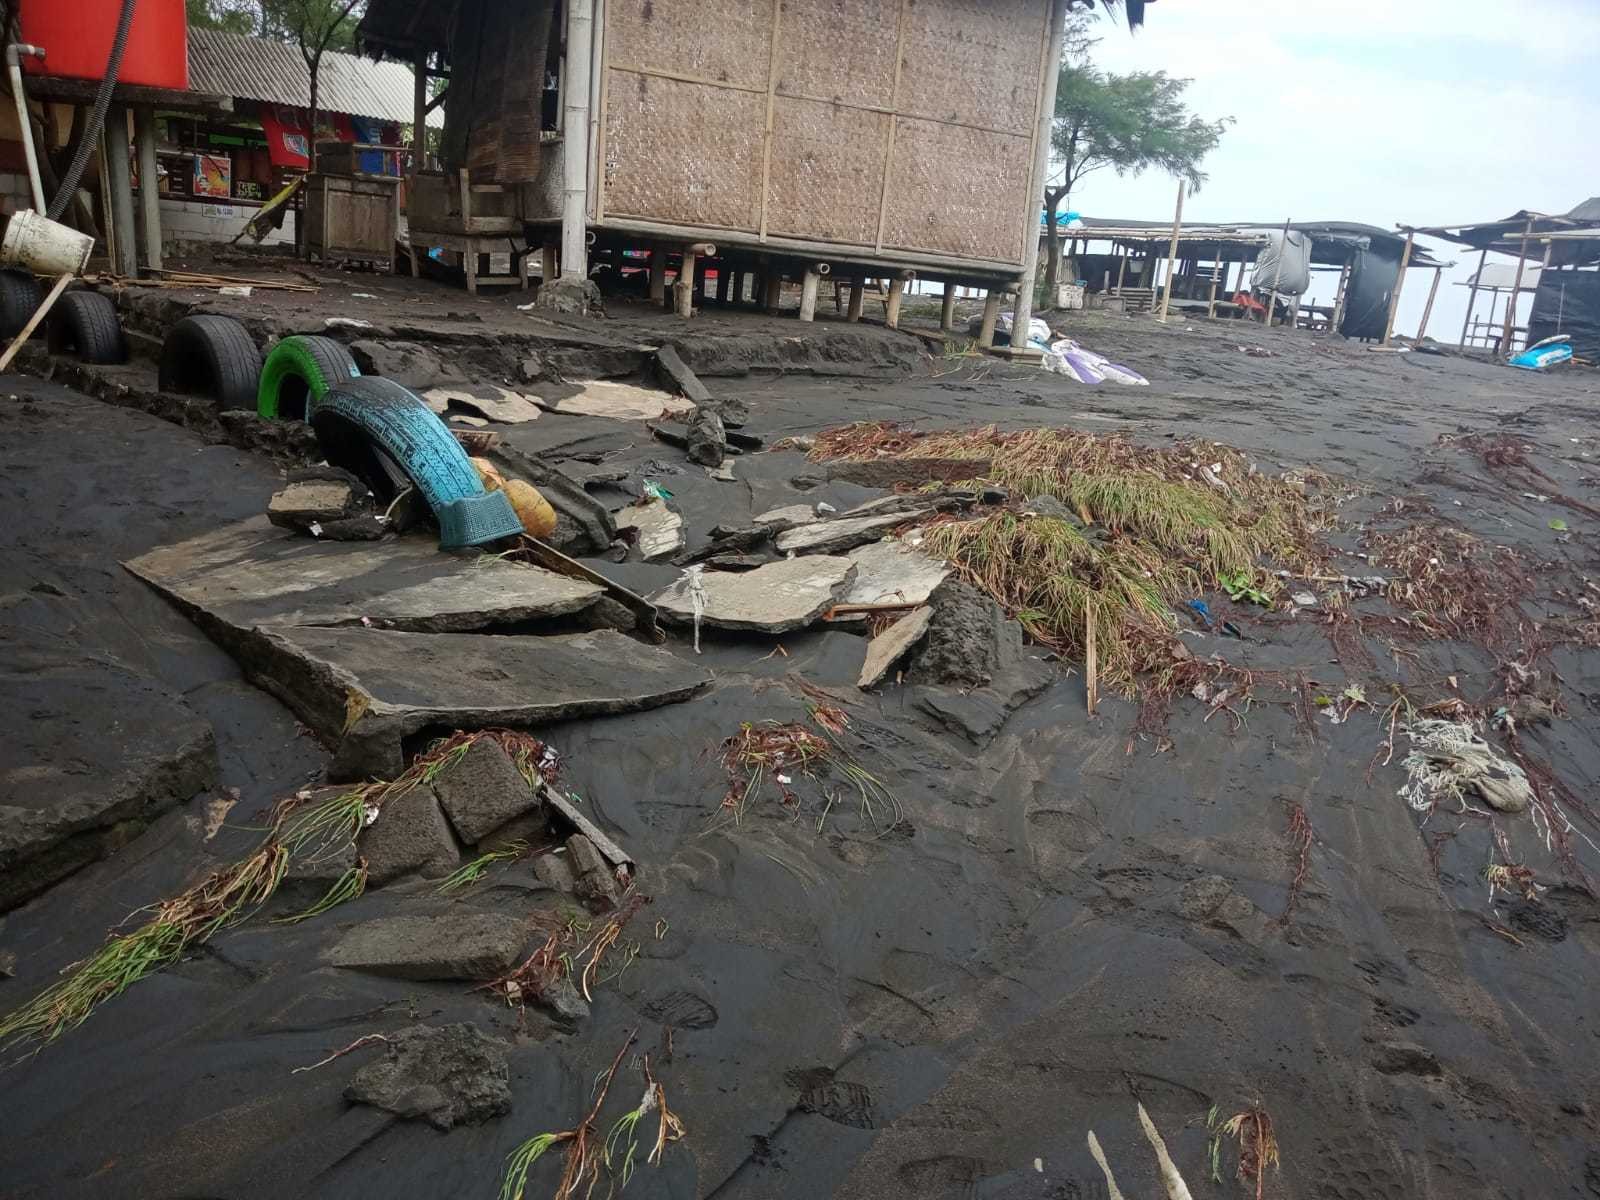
[653,344,713,403]
[345,1023,512,1129]
[753,503,818,529]
[126,516,603,634]
[431,740,540,846]
[0,655,217,912]
[613,500,686,561]
[327,911,529,980]
[650,556,856,635]
[358,785,460,885]
[840,539,950,607]
[567,834,623,912]
[546,380,694,421]
[774,511,930,556]
[421,384,543,425]
[858,606,932,688]
[246,626,711,780]
[348,340,463,390]
[267,480,364,532]
[532,850,577,893]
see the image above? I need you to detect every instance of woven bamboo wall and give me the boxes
[600,0,1046,271]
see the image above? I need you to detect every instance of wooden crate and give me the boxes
[303,172,400,269]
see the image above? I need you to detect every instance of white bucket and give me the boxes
[0,209,94,276]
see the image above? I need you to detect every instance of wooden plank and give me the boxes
[0,274,72,373]
[541,781,635,869]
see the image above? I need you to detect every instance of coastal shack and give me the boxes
[1058,217,1444,340]
[1418,199,1600,354]
[356,0,1144,337]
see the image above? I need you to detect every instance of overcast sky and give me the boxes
[1071,0,1600,341]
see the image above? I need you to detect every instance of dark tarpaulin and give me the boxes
[441,0,555,182]
[1339,244,1402,340]
[1528,270,1600,359]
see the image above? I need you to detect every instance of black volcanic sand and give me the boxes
[4,300,1600,1200]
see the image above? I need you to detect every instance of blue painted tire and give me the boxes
[310,376,525,549]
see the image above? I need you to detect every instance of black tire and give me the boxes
[158,314,263,410]
[46,290,126,364]
[0,269,41,339]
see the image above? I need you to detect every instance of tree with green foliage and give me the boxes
[1042,63,1230,303]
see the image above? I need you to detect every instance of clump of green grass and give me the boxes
[436,841,533,894]
[808,422,1327,693]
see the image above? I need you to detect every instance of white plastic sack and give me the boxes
[1250,229,1312,297]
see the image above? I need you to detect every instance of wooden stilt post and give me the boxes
[1205,254,1220,318]
[885,270,912,329]
[846,282,864,322]
[1380,228,1415,346]
[1498,218,1533,353]
[542,245,559,288]
[1415,265,1443,342]
[1328,257,1351,335]
[764,272,781,311]
[798,263,828,322]
[676,242,715,318]
[1156,179,1185,323]
[103,107,138,278]
[1460,247,1486,347]
[714,261,730,305]
[134,106,162,272]
[977,289,1002,349]
[648,250,666,302]
[940,282,956,332]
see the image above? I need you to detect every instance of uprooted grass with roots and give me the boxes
[0,728,560,1056]
[806,422,1331,690]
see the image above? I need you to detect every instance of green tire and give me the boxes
[256,335,361,421]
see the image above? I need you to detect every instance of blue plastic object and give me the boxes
[1508,335,1573,371]
[309,376,526,549]
[1186,599,1213,625]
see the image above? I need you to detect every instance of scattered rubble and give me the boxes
[774,510,930,555]
[566,834,623,912]
[326,911,530,980]
[839,538,950,607]
[357,785,460,885]
[613,499,687,560]
[858,606,932,688]
[266,479,367,532]
[686,408,728,467]
[652,555,856,634]
[344,1023,512,1129]
[431,740,541,846]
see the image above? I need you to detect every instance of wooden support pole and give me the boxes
[1460,247,1486,347]
[675,243,714,317]
[1113,250,1128,295]
[885,271,911,329]
[1499,219,1533,353]
[1206,255,1220,318]
[977,289,1002,348]
[134,105,162,272]
[1156,179,1184,323]
[0,273,72,373]
[714,262,729,305]
[846,282,864,322]
[764,272,781,311]
[1328,258,1351,335]
[1263,216,1291,328]
[648,248,665,301]
[1084,606,1098,717]
[1415,265,1443,342]
[798,263,827,322]
[412,50,427,173]
[1380,228,1415,346]
[940,283,956,332]
[103,107,138,278]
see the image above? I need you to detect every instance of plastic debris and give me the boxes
[1399,719,1533,814]
[1550,518,1569,532]
[684,564,708,654]
[1291,591,1318,607]
[1043,337,1149,386]
[1186,599,1213,625]
[643,480,674,501]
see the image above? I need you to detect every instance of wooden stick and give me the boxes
[1263,216,1291,328]
[1206,254,1220,318]
[1415,265,1443,342]
[0,273,72,373]
[1084,608,1098,717]
[1114,250,1128,295]
[977,288,1002,348]
[940,282,956,331]
[885,271,910,329]
[1459,247,1486,347]
[1329,257,1352,334]
[1498,218,1533,353]
[1156,179,1184,323]
[846,282,864,322]
[1380,227,1415,346]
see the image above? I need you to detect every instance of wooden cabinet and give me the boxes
[303,172,400,270]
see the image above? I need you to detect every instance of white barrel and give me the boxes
[0,209,94,276]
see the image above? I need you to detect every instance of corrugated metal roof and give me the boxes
[187,27,427,124]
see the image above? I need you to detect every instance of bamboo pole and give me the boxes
[675,242,715,317]
[977,289,1002,349]
[1156,179,1185,323]
[1113,249,1128,295]
[885,270,912,329]
[1498,218,1533,353]
[1380,228,1415,346]
[1329,258,1352,335]
[846,282,864,322]
[1459,247,1487,347]
[1007,0,1069,352]
[648,249,666,301]
[940,282,956,331]
[1205,254,1220,318]
[798,263,828,322]
[1084,608,1098,717]
[1415,265,1443,342]
[1263,216,1291,328]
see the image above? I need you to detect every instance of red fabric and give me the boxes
[259,107,310,170]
